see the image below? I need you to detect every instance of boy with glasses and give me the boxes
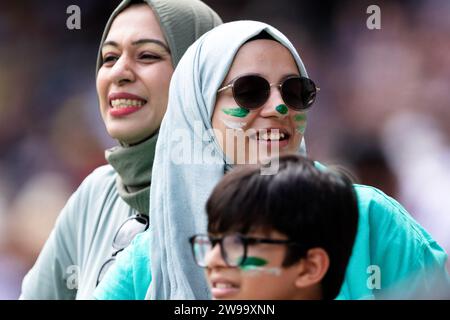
[189,155,359,300]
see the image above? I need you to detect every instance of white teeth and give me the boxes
[215,283,233,289]
[260,132,268,140]
[110,99,145,108]
[258,131,286,141]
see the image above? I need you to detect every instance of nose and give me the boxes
[205,243,227,269]
[258,84,286,118]
[110,54,136,86]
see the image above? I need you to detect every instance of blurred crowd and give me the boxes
[1,0,449,299]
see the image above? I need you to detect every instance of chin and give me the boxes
[107,126,149,144]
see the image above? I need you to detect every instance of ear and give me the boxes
[294,248,330,289]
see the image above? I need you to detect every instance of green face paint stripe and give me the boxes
[240,256,268,268]
[294,114,307,122]
[275,104,288,115]
[222,107,249,118]
[296,125,306,134]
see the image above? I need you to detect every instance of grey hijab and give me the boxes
[96,0,223,73]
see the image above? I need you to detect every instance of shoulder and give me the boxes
[353,184,435,246]
[68,164,117,207]
[353,184,448,276]
[80,164,116,189]
[314,161,439,247]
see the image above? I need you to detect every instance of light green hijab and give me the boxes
[97,0,222,214]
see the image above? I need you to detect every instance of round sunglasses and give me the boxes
[217,74,319,111]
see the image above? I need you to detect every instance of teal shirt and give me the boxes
[94,232,151,300]
[94,184,449,300]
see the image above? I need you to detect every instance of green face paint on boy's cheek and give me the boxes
[275,104,288,115]
[239,256,268,270]
[222,106,249,118]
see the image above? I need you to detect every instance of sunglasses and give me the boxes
[217,74,319,111]
[96,214,149,286]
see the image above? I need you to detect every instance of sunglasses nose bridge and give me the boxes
[258,82,285,114]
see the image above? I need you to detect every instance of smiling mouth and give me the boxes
[110,98,147,109]
[213,282,239,289]
[248,129,291,142]
[210,280,240,299]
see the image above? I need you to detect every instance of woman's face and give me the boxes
[212,40,307,164]
[97,4,173,145]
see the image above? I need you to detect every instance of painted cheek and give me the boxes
[220,106,250,130]
[240,256,268,269]
[222,106,250,118]
[293,113,307,135]
[239,256,282,277]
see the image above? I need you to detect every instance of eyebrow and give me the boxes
[102,39,170,53]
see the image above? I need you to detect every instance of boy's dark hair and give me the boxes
[206,155,359,300]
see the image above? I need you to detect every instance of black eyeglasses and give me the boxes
[217,74,319,111]
[189,233,301,268]
[96,214,149,286]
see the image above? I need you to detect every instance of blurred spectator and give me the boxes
[332,134,399,200]
[381,112,450,264]
[0,173,72,299]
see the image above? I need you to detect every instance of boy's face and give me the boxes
[204,230,302,300]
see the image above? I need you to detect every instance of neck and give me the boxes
[294,284,323,300]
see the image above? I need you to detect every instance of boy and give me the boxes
[189,154,359,300]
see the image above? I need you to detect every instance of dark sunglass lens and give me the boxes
[282,77,317,110]
[112,216,148,250]
[233,75,269,109]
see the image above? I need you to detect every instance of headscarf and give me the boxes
[96,0,223,73]
[97,0,222,213]
[147,20,310,299]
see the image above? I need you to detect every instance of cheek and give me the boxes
[239,274,285,299]
[96,72,108,105]
[211,107,227,149]
[212,101,253,132]
[96,73,110,124]
[291,113,307,135]
[143,66,173,96]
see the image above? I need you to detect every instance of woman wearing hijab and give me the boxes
[19,0,222,300]
[94,20,449,300]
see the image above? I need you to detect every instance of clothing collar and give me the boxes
[105,133,158,215]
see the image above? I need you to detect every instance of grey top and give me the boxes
[20,165,136,299]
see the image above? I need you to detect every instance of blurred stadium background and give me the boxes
[1,0,449,298]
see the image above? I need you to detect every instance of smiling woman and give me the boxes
[97,4,173,145]
[19,0,222,300]
[212,39,315,164]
